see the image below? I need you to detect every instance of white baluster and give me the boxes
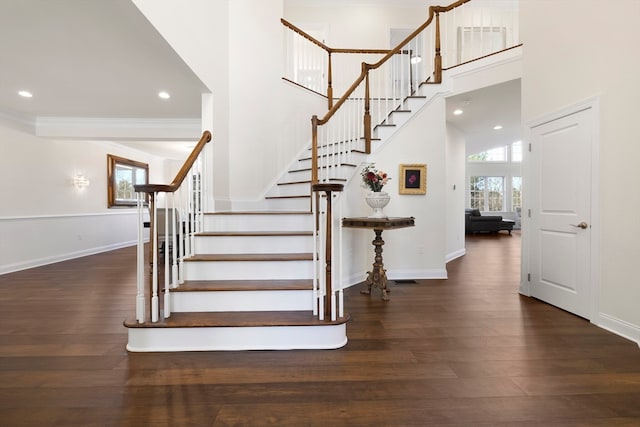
[163,204,171,318]
[171,193,178,289]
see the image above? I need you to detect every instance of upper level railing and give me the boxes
[133,130,211,323]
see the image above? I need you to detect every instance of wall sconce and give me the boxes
[410,55,422,65]
[73,173,90,189]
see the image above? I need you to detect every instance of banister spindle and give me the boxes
[327,51,333,109]
[363,64,371,153]
[434,11,442,83]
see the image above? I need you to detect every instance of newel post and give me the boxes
[312,183,344,318]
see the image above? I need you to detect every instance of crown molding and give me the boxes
[34,116,201,141]
[0,107,36,134]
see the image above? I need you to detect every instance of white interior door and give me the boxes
[528,105,595,319]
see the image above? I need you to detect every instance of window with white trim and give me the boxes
[469,176,504,212]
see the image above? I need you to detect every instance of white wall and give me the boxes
[446,124,467,261]
[339,97,449,283]
[131,0,230,207]
[284,1,428,95]
[0,124,171,274]
[520,0,640,342]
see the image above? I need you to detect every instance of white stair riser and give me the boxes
[183,260,314,280]
[284,169,311,182]
[127,323,348,352]
[266,182,311,197]
[262,197,311,212]
[194,235,313,254]
[385,111,412,127]
[204,213,312,231]
[171,289,313,312]
[404,97,428,111]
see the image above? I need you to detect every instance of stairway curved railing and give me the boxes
[133,130,212,323]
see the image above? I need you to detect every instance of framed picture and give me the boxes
[399,164,427,195]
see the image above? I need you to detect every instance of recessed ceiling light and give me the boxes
[158,91,170,99]
[453,109,463,115]
[18,90,33,98]
[493,125,503,130]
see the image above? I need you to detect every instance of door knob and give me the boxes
[570,221,589,229]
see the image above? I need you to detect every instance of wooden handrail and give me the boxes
[282,18,391,109]
[367,0,470,73]
[281,18,390,55]
[134,130,212,194]
[310,0,472,186]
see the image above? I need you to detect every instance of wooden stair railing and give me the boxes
[133,130,212,323]
[309,0,472,190]
[282,18,390,109]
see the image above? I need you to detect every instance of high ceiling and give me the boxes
[0,0,520,158]
[446,79,522,154]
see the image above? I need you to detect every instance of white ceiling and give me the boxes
[0,0,520,159]
[446,78,522,155]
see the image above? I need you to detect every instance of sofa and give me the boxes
[465,209,514,234]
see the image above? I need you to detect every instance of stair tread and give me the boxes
[185,253,313,262]
[197,231,312,237]
[124,311,350,328]
[265,195,310,200]
[206,211,311,215]
[176,279,313,291]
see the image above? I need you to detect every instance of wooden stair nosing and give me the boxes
[175,279,313,292]
[185,253,314,262]
[196,231,313,237]
[277,180,311,186]
[288,163,357,174]
[277,178,346,186]
[205,211,312,216]
[124,311,351,328]
[264,194,310,200]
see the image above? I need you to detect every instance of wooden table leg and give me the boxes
[361,228,390,300]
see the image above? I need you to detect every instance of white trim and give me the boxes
[596,312,640,347]
[35,117,201,140]
[446,248,466,263]
[0,241,137,276]
[0,210,138,221]
[342,268,448,289]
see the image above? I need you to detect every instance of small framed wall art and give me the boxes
[399,164,427,195]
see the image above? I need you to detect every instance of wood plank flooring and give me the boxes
[2,231,640,426]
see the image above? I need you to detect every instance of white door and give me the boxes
[528,105,595,319]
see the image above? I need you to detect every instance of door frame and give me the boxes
[520,96,600,322]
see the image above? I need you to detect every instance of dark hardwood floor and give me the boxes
[2,232,640,426]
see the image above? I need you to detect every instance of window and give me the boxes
[512,176,522,210]
[511,141,522,162]
[107,155,148,207]
[469,176,504,211]
[468,146,507,162]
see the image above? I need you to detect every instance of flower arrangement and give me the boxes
[361,163,390,192]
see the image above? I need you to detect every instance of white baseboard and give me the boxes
[446,248,466,263]
[595,312,640,348]
[342,268,448,289]
[0,240,137,275]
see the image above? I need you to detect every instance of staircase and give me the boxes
[124,0,510,352]
[123,74,445,352]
